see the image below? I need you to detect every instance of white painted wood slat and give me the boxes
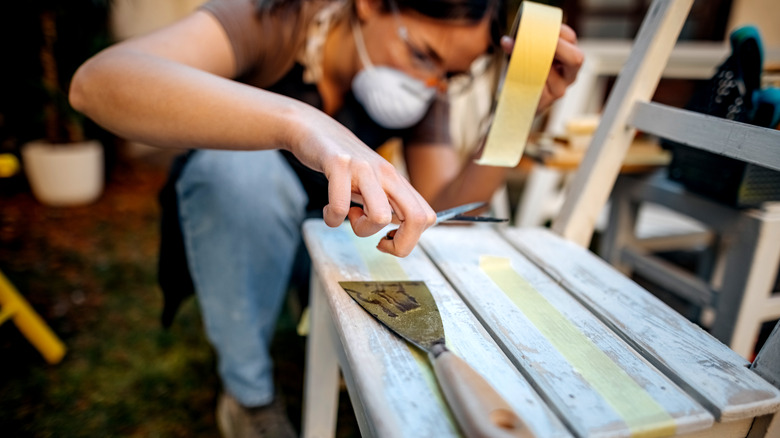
[551,0,695,246]
[420,226,713,438]
[302,220,570,438]
[630,102,780,172]
[501,226,780,423]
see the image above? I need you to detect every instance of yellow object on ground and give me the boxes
[0,153,20,177]
[0,270,67,364]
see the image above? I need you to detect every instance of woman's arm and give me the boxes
[70,11,435,256]
[70,11,305,152]
[404,143,509,211]
[405,25,583,210]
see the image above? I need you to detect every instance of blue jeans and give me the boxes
[176,149,308,407]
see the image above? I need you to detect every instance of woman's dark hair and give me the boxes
[390,0,506,48]
[257,0,507,49]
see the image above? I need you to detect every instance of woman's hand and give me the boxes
[500,23,584,114]
[286,106,436,257]
[70,8,436,257]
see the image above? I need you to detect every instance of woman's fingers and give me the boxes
[553,34,584,84]
[319,144,435,257]
[368,174,435,257]
[348,206,384,237]
[376,193,436,257]
[348,163,394,237]
[291,106,436,257]
[500,35,514,55]
[501,23,577,55]
[323,154,353,227]
[538,33,583,110]
[560,23,578,44]
[499,24,582,90]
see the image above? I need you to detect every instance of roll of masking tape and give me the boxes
[476,1,562,167]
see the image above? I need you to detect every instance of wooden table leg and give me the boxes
[301,272,340,438]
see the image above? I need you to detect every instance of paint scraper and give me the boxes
[339,280,534,438]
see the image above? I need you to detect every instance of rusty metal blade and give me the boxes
[339,281,445,352]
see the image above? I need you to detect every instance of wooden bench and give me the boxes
[301,222,780,437]
[300,0,780,436]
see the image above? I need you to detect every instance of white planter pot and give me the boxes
[21,140,104,206]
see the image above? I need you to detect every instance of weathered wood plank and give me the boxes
[302,276,342,438]
[551,0,696,246]
[421,226,713,438]
[501,226,780,423]
[630,102,780,172]
[677,417,752,438]
[302,220,570,438]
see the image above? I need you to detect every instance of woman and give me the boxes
[70,0,582,436]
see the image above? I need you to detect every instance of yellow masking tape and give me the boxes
[479,256,676,438]
[476,1,561,167]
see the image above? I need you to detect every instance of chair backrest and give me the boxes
[549,0,780,247]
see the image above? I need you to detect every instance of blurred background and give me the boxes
[0,0,777,437]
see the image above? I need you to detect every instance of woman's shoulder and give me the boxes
[201,0,341,86]
[201,0,336,37]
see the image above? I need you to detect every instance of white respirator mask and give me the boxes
[350,19,436,129]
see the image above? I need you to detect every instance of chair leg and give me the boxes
[0,270,66,364]
[514,164,565,227]
[748,319,780,438]
[301,273,341,438]
[599,175,642,273]
[712,209,780,359]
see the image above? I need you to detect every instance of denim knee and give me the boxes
[176,149,308,406]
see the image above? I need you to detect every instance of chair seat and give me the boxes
[633,202,710,240]
[499,227,780,422]
[301,220,780,437]
[302,221,569,438]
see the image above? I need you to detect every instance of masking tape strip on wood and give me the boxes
[346,228,457,428]
[479,256,677,437]
[476,1,562,167]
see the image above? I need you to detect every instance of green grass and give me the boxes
[0,156,359,437]
[0,201,220,437]
[0,158,217,437]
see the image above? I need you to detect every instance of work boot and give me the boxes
[216,392,296,438]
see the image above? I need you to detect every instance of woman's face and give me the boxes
[356,0,493,89]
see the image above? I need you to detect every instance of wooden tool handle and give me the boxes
[431,348,535,438]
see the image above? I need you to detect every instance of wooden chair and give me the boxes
[299,0,780,436]
[0,270,66,364]
[593,34,780,359]
[599,173,780,359]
